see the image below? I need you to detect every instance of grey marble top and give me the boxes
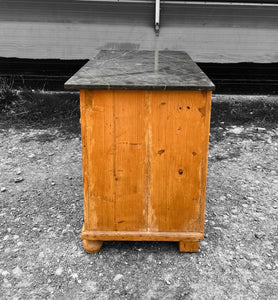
[64,50,215,91]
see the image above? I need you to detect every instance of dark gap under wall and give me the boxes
[0,58,278,94]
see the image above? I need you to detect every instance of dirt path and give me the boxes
[0,95,277,299]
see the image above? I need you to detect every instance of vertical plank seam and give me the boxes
[165,92,169,231]
[200,91,212,234]
[199,93,205,229]
[146,91,151,232]
[112,91,117,231]
[199,93,206,231]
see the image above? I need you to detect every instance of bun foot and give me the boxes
[83,240,103,253]
[179,240,199,252]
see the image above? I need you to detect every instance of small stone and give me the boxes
[28,154,35,158]
[229,127,244,134]
[2,270,10,277]
[12,266,23,277]
[252,260,260,267]
[16,279,31,288]
[51,182,55,186]
[113,274,124,282]
[254,232,265,239]
[14,177,24,183]
[16,169,22,175]
[257,127,266,132]
[266,264,272,270]
[86,280,97,292]
[273,206,278,209]
[219,196,226,201]
[71,273,78,279]
[201,241,208,246]
[214,227,223,232]
[48,152,54,156]
[3,278,12,288]
[13,235,19,240]
[55,267,63,276]
[1,187,6,192]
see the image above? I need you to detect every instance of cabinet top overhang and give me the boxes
[64,50,215,91]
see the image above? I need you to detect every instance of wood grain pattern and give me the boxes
[82,90,115,231]
[149,91,209,233]
[113,91,147,231]
[179,241,200,252]
[81,90,147,231]
[81,228,203,242]
[81,89,212,252]
[83,240,103,253]
[80,90,90,229]
[199,91,212,233]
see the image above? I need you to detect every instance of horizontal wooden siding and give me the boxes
[0,0,278,62]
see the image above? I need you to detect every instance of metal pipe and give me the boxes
[78,0,278,7]
[155,0,160,35]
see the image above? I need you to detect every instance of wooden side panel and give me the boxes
[82,89,211,235]
[80,90,90,229]
[113,91,147,231]
[83,90,115,231]
[82,90,147,231]
[149,90,209,232]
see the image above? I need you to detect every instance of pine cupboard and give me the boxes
[65,50,215,253]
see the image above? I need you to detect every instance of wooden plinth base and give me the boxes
[179,241,199,252]
[81,226,202,253]
[81,227,201,253]
[83,240,103,253]
[82,239,199,253]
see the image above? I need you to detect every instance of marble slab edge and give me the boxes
[64,83,215,91]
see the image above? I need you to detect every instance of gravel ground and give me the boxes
[0,94,278,299]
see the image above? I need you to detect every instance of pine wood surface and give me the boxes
[81,226,203,242]
[83,240,103,254]
[179,241,200,252]
[80,89,212,251]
